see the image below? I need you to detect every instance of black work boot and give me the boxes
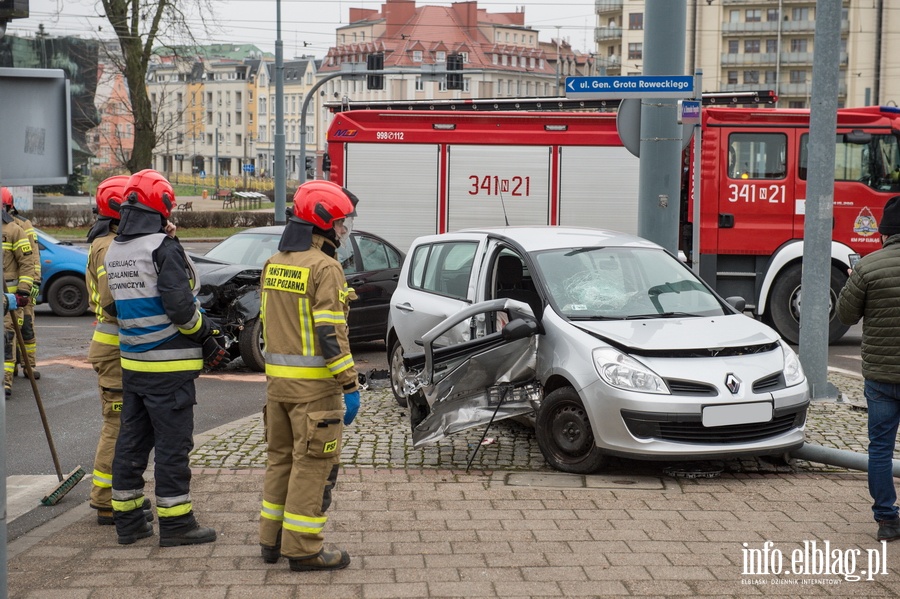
[288,548,351,572]
[261,529,282,564]
[159,524,217,547]
[117,521,153,545]
[877,519,900,542]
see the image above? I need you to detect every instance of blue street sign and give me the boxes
[678,99,701,125]
[243,164,255,173]
[199,170,206,178]
[565,75,694,99]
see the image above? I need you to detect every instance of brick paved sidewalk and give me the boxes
[8,467,899,597]
[10,371,899,598]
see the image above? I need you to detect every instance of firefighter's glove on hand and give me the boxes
[29,284,40,302]
[15,292,30,308]
[343,391,360,425]
[2,293,14,314]
[202,335,230,370]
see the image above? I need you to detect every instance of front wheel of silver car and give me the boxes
[535,387,608,474]
[389,338,409,408]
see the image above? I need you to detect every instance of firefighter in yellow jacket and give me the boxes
[2,188,41,379]
[86,175,152,526]
[1,194,37,398]
[258,181,360,572]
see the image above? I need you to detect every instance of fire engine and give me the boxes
[325,97,900,345]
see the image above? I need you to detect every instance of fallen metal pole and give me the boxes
[790,442,900,477]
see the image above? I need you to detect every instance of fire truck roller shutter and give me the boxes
[558,146,640,235]
[344,143,440,253]
[446,145,551,232]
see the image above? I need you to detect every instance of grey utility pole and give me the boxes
[274,0,286,224]
[637,0,686,254]
[799,1,841,401]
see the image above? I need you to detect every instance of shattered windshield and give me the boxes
[533,246,727,320]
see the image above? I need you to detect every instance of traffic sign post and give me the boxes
[565,75,694,100]
[242,164,255,173]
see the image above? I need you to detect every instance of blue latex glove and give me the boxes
[343,390,360,425]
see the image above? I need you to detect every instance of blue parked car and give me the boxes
[35,229,89,317]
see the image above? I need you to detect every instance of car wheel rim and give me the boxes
[549,403,593,458]
[59,286,83,310]
[391,345,407,399]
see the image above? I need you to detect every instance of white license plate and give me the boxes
[702,402,773,427]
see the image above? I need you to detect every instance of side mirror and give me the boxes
[501,317,539,341]
[725,296,746,312]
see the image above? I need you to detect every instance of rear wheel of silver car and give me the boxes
[239,318,266,373]
[389,338,409,408]
[536,387,608,474]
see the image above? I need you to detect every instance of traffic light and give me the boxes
[446,53,464,90]
[366,53,384,90]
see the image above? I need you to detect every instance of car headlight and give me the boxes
[593,347,669,394]
[780,340,805,387]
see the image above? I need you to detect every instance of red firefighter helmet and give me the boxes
[291,180,357,230]
[124,169,176,218]
[1,187,13,208]
[95,175,129,219]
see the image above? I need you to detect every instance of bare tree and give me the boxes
[99,0,216,173]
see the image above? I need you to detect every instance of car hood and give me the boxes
[570,313,779,352]
[191,254,261,286]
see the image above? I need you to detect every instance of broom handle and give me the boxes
[11,316,63,481]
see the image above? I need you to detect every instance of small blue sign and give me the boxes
[678,99,701,125]
[243,164,255,173]
[199,170,206,179]
[566,75,695,99]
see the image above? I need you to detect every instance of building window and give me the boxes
[436,51,446,62]
[789,101,805,109]
[767,8,780,22]
[463,78,470,92]
[791,39,808,52]
[744,40,760,54]
[502,55,508,66]
[460,52,469,63]
[728,40,739,54]
[766,39,778,53]
[792,7,810,21]
[438,79,447,92]
[511,55,517,67]
[790,70,807,83]
[412,50,423,62]
[415,77,424,92]
[628,13,643,30]
[729,10,740,23]
[745,9,761,22]
[765,70,777,84]
[728,71,738,84]
[492,53,498,65]
[628,43,642,60]
[743,70,759,84]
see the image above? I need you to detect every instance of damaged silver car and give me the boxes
[386,227,810,474]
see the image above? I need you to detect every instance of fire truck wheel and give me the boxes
[535,387,608,474]
[767,264,850,346]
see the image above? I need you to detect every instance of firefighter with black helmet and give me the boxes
[1,187,36,398]
[2,187,41,379]
[104,169,229,546]
[258,180,360,572]
[86,175,153,526]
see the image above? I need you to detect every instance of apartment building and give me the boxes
[596,0,900,108]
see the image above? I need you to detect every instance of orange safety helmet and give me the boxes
[95,175,129,219]
[124,169,176,218]
[291,180,357,230]
[1,187,13,208]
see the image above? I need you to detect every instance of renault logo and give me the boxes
[725,373,741,395]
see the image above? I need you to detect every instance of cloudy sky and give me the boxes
[10,0,598,56]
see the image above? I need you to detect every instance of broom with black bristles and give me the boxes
[11,317,85,505]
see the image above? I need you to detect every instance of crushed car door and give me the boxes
[403,298,540,447]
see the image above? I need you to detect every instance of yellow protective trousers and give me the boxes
[88,345,123,510]
[259,394,343,559]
